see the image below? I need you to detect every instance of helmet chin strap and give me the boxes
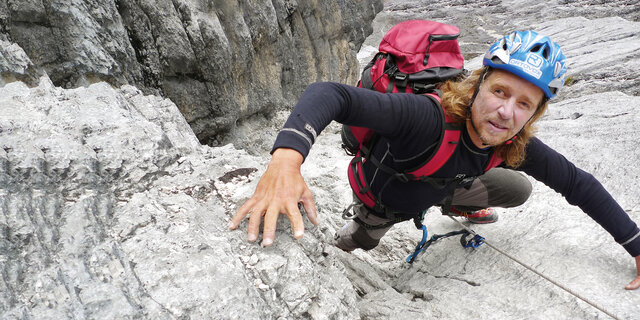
[467,68,490,147]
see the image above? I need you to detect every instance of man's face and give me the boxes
[467,69,544,148]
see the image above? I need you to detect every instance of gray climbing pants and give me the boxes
[334,167,532,252]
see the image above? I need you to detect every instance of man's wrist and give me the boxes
[271,148,304,167]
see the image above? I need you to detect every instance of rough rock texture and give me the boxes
[362,0,640,98]
[0,0,383,145]
[2,1,640,319]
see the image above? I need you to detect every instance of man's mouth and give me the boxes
[489,121,508,130]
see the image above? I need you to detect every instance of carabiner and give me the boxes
[342,201,362,220]
[461,233,485,248]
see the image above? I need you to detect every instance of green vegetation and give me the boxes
[564,75,576,86]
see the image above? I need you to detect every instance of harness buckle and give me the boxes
[460,176,476,185]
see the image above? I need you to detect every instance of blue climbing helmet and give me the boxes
[483,30,567,99]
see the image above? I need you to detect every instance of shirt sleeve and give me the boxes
[271,82,441,161]
[518,137,640,256]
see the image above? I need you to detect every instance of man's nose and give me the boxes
[497,98,516,120]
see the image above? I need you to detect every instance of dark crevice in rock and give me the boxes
[116,0,162,90]
[218,168,258,184]
[56,266,86,317]
[434,275,481,287]
[109,242,175,318]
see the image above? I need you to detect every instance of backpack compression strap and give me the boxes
[406,93,461,177]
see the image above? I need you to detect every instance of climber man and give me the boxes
[228,30,640,290]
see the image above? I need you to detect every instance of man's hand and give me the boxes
[625,255,640,290]
[228,148,318,246]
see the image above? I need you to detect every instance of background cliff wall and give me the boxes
[0,0,383,145]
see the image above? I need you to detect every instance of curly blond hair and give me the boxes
[439,67,549,168]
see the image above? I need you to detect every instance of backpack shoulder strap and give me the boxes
[406,93,462,178]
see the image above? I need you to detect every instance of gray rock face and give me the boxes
[364,0,640,98]
[0,0,383,145]
[2,1,640,319]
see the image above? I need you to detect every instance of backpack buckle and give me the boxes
[394,72,407,81]
[412,82,435,92]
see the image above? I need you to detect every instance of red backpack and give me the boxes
[342,20,502,211]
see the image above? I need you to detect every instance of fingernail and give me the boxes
[248,234,257,242]
[228,221,234,229]
[294,230,304,239]
[262,238,273,246]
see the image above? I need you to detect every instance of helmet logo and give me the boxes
[509,56,543,80]
[526,53,543,68]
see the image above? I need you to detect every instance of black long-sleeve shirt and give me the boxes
[272,82,640,257]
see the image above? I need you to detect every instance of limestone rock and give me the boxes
[0,78,357,318]
[0,0,383,145]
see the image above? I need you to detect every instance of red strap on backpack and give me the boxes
[407,94,461,177]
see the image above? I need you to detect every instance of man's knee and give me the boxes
[483,168,533,208]
[508,174,533,206]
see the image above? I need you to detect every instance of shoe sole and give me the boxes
[445,214,498,224]
[467,216,498,224]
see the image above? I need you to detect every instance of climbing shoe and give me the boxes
[443,207,499,224]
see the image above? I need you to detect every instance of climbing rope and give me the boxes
[446,216,621,320]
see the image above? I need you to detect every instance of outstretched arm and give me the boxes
[519,138,640,290]
[229,148,318,246]
[229,82,440,246]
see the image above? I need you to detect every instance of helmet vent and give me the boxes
[509,42,522,55]
[508,32,517,46]
[554,61,563,77]
[542,46,550,59]
[531,44,550,59]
